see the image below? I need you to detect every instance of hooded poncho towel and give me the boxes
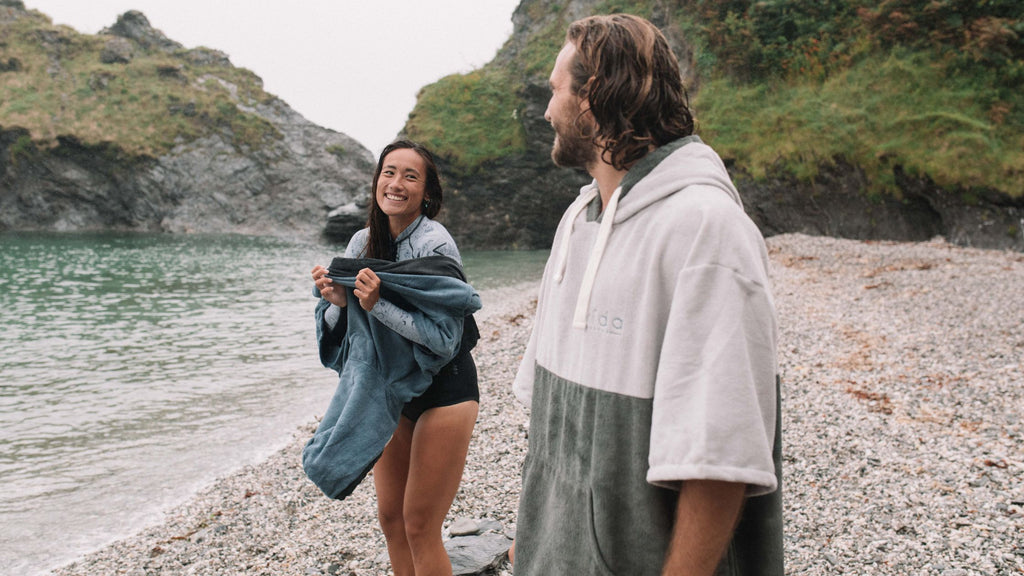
[304,255,481,500]
[513,136,782,575]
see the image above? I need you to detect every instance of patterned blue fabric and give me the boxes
[304,256,481,500]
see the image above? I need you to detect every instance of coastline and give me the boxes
[52,234,1024,575]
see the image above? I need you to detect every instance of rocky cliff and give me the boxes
[4,0,1021,251]
[0,3,373,239]
[397,0,1024,251]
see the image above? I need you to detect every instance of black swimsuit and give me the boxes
[401,315,480,421]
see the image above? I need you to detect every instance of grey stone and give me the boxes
[445,532,512,576]
[100,37,132,64]
[449,518,480,536]
[449,517,504,537]
[184,47,231,67]
[102,10,182,53]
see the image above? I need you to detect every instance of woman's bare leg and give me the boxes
[374,416,416,576]
[403,401,479,575]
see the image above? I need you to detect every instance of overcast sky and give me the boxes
[24,1,522,155]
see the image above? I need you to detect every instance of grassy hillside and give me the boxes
[405,0,1023,197]
[690,0,1024,197]
[404,68,527,171]
[0,5,279,158]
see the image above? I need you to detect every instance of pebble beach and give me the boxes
[52,233,1024,576]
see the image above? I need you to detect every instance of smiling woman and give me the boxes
[361,140,446,260]
[309,139,481,575]
[376,147,430,237]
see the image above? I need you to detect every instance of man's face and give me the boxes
[545,43,597,169]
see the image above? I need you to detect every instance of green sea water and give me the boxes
[0,232,547,575]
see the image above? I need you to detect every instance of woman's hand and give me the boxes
[312,265,347,308]
[353,268,381,311]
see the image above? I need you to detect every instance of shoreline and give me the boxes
[50,280,540,576]
[53,234,1024,575]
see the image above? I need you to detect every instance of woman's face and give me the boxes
[375,147,428,234]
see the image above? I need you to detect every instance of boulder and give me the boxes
[100,37,133,64]
[102,10,181,52]
[444,519,513,576]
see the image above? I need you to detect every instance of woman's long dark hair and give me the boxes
[363,139,444,260]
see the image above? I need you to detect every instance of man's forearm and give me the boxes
[662,480,746,576]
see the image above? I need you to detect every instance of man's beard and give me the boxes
[551,113,597,170]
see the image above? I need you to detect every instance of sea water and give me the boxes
[0,232,547,576]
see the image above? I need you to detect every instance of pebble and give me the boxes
[445,532,512,575]
[52,234,1024,575]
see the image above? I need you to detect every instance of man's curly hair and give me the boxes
[565,14,695,171]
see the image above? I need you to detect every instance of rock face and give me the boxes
[408,0,596,250]
[0,116,372,238]
[739,161,1024,251]
[5,2,1020,250]
[407,0,1024,251]
[147,98,373,237]
[0,7,374,239]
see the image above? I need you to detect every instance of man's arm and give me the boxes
[662,480,746,576]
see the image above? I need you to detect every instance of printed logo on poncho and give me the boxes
[587,308,624,335]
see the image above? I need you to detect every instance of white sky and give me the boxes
[24,1,522,156]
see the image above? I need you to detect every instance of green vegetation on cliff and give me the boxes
[698,50,1024,195]
[0,5,279,158]
[690,0,1024,196]
[405,68,526,172]
[406,0,1023,197]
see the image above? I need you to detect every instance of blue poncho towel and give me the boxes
[304,255,481,500]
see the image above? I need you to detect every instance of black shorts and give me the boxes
[402,347,478,422]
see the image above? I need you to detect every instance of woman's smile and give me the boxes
[375,147,428,235]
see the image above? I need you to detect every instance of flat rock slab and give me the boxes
[445,532,513,575]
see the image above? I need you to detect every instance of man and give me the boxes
[512,14,783,575]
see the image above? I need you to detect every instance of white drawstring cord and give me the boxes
[553,187,598,283]
[572,186,622,329]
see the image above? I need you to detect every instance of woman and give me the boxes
[311,140,479,576]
